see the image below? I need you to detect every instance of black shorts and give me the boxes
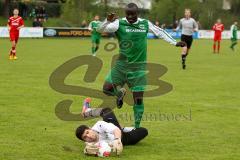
[181,35,193,49]
[101,108,148,145]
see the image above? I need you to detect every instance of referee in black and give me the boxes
[176,9,198,69]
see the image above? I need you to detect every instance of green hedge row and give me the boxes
[0,1,62,17]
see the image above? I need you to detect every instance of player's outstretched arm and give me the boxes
[230,25,234,38]
[107,13,118,22]
[112,128,123,155]
[148,21,177,45]
[88,22,93,31]
[7,24,10,31]
[7,19,11,31]
[17,18,24,30]
[148,21,187,48]
[17,25,24,30]
[97,13,119,33]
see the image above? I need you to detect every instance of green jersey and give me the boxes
[89,20,101,38]
[97,17,176,63]
[231,24,238,40]
[115,18,149,63]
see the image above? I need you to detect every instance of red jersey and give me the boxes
[212,23,224,35]
[212,23,224,41]
[8,16,24,33]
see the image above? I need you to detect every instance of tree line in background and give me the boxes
[62,0,240,29]
[150,0,240,29]
[0,0,61,18]
[0,0,240,29]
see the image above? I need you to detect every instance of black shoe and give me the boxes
[117,88,126,109]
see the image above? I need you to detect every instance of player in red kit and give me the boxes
[7,8,24,60]
[212,19,224,53]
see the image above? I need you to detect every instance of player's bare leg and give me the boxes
[230,40,237,51]
[181,47,188,69]
[92,40,100,56]
[217,41,221,53]
[9,41,17,60]
[12,41,18,60]
[92,43,96,56]
[95,44,99,53]
[133,91,144,128]
[213,41,217,53]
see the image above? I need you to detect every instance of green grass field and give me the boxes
[0,38,240,160]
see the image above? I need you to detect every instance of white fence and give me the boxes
[0,27,239,39]
[0,27,43,38]
[198,30,240,39]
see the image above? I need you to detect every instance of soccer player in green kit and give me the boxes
[97,3,187,128]
[88,15,101,56]
[230,21,238,51]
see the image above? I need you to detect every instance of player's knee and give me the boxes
[134,98,143,105]
[138,127,148,138]
[128,127,148,145]
[103,83,114,96]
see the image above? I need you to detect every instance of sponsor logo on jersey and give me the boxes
[214,24,223,31]
[126,29,146,33]
[139,24,145,29]
[12,22,19,26]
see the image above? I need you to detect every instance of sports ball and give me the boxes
[97,141,111,157]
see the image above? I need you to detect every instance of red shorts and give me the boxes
[9,31,19,43]
[214,34,222,41]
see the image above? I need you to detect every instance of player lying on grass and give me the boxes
[7,8,24,60]
[97,3,187,129]
[75,98,148,156]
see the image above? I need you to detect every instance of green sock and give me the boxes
[231,40,237,48]
[95,46,99,52]
[115,87,124,98]
[92,47,95,54]
[133,104,144,128]
[232,42,237,49]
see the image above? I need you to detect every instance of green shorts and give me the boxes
[231,37,237,42]
[91,35,101,44]
[105,61,147,92]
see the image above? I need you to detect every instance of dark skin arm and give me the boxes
[107,13,118,22]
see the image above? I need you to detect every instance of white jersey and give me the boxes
[91,121,118,145]
[97,18,177,46]
[177,18,198,36]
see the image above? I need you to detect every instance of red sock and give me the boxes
[213,43,216,53]
[217,42,220,53]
